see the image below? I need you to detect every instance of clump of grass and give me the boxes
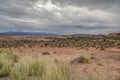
[0,48,20,77]
[41,63,70,80]
[28,58,46,77]
[0,48,20,62]
[57,63,70,80]
[0,58,13,77]
[10,60,29,80]
[10,57,46,80]
[10,56,70,80]
[71,55,90,63]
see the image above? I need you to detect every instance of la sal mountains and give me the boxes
[0,31,58,36]
[0,31,119,37]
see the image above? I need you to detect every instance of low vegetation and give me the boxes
[0,48,20,77]
[10,56,70,80]
[71,55,90,63]
[42,51,50,55]
[0,35,120,50]
[0,49,107,80]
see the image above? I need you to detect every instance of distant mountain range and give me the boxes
[73,34,96,36]
[0,31,58,36]
[0,31,119,37]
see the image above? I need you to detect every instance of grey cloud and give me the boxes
[0,0,120,34]
[53,0,120,9]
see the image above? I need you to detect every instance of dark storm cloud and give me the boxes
[0,0,120,34]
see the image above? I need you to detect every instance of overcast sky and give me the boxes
[0,0,120,34]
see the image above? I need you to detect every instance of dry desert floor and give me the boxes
[6,47,120,80]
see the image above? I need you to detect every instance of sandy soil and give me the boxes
[7,47,120,80]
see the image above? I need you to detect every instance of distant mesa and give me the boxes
[108,33,120,36]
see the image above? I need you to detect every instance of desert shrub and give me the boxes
[53,52,57,54]
[97,63,103,66]
[42,51,49,55]
[0,48,20,77]
[71,55,90,63]
[100,47,105,50]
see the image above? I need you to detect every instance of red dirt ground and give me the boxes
[8,47,120,80]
